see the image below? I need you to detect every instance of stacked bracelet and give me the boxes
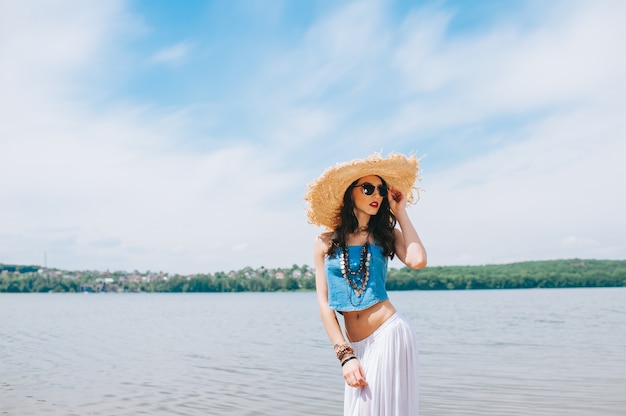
[341,354,357,367]
[334,343,357,366]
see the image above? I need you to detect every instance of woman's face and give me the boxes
[351,175,387,217]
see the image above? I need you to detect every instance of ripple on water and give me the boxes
[1,289,625,415]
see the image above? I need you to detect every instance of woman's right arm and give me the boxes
[313,236,368,388]
[313,236,345,345]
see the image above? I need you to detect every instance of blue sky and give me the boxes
[1,0,624,274]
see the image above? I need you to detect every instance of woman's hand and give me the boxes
[387,186,406,214]
[342,358,368,388]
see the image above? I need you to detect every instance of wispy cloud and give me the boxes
[150,41,192,66]
[1,0,624,273]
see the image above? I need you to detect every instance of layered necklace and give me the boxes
[339,238,371,297]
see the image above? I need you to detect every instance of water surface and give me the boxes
[1,288,625,415]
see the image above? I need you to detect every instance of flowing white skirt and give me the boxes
[344,313,419,416]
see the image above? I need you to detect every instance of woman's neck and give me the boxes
[347,223,370,246]
[353,211,370,232]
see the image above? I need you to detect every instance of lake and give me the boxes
[1,288,625,415]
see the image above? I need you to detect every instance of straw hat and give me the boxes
[304,152,420,229]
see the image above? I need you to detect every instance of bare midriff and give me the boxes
[343,299,396,342]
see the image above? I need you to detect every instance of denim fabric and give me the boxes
[325,244,389,312]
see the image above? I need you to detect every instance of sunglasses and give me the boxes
[353,182,388,197]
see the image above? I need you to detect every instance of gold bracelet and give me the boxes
[334,344,354,361]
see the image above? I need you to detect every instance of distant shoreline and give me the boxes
[2,258,625,293]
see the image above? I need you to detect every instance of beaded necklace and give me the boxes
[339,241,371,298]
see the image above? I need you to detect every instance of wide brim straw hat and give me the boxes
[304,152,420,230]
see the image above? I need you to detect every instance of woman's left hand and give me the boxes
[387,187,406,214]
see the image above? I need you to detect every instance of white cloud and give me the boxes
[417,104,626,265]
[1,0,624,274]
[268,106,337,146]
[150,41,192,66]
[0,1,303,273]
[389,1,626,132]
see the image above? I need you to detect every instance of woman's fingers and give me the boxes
[390,187,404,202]
[356,366,368,386]
[344,361,368,388]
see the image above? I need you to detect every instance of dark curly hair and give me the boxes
[327,176,397,259]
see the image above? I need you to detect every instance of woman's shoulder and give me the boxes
[315,232,333,248]
[313,232,334,260]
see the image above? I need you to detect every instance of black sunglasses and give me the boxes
[353,182,388,197]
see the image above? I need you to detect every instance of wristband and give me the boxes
[341,356,358,367]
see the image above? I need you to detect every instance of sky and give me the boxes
[1,0,625,275]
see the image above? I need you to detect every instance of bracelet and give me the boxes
[334,342,350,351]
[334,343,354,361]
[341,353,356,365]
[341,355,357,367]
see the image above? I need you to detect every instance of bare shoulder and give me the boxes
[313,232,333,255]
[318,231,333,246]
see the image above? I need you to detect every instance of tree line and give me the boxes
[1,259,625,293]
[384,259,626,290]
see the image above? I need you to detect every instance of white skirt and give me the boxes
[344,313,419,416]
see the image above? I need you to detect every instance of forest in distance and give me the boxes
[1,259,625,293]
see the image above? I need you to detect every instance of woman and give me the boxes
[305,152,427,416]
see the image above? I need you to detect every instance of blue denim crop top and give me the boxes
[324,243,389,312]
